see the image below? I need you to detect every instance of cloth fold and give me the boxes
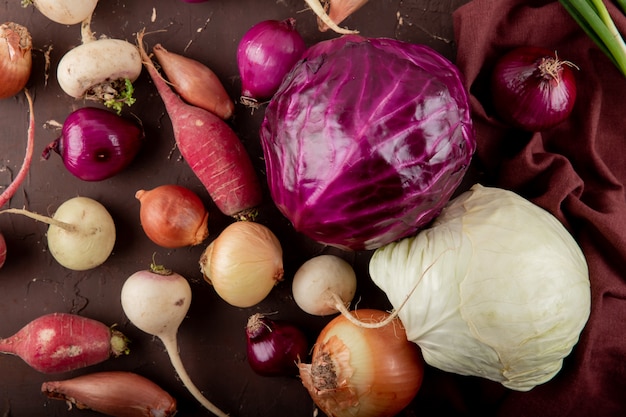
[449,0,626,416]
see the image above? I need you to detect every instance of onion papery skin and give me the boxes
[136,184,209,248]
[32,0,98,25]
[237,18,307,104]
[42,107,144,181]
[199,221,284,308]
[0,22,32,99]
[490,46,577,131]
[42,371,177,417]
[299,309,424,417]
[245,313,309,377]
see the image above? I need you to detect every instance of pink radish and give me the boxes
[0,312,129,373]
[0,232,6,269]
[0,89,35,209]
[136,30,263,220]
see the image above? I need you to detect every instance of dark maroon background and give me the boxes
[0,1,529,417]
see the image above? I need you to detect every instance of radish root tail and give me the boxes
[333,248,453,329]
[0,208,76,232]
[0,89,35,209]
[159,334,229,417]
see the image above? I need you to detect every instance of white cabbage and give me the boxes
[369,184,590,391]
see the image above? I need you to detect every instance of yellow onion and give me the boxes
[136,184,209,248]
[0,22,32,99]
[199,221,283,308]
[299,309,424,417]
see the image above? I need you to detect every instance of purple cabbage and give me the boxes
[260,35,476,251]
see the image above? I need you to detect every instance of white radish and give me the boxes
[56,12,141,113]
[29,0,98,25]
[0,196,115,271]
[121,265,229,417]
[292,254,357,316]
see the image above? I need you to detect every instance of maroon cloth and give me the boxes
[447,0,626,416]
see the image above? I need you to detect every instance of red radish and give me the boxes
[0,232,6,269]
[0,313,129,373]
[0,89,35,209]
[42,371,177,417]
[137,29,263,220]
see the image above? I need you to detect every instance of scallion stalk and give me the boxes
[559,0,626,77]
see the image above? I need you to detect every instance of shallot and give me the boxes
[199,221,284,308]
[135,184,209,248]
[0,22,32,99]
[0,196,116,271]
[0,313,129,374]
[42,371,177,417]
[121,264,229,417]
[57,13,141,113]
[152,44,234,120]
[299,309,424,417]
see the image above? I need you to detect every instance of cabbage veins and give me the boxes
[369,184,591,391]
[260,35,476,251]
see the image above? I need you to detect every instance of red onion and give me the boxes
[245,313,309,377]
[490,46,577,131]
[237,18,307,106]
[42,107,144,181]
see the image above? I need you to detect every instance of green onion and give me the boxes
[559,0,626,77]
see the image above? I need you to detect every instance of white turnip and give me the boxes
[121,264,229,417]
[26,0,99,25]
[291,254,357,316]
[56,13,141,113]
[0,22,32,99]
[0,313,129,373]
[0,196,116,271]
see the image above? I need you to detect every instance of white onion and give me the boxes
[199,221,283,308]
